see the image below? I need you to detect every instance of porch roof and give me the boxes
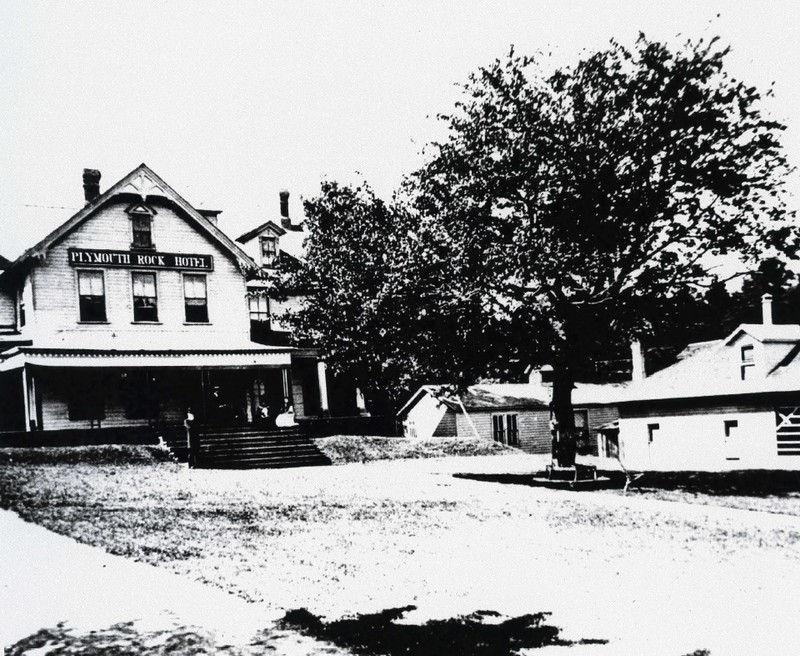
[0,345,293,372]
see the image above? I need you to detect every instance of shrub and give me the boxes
[0,444,174,466]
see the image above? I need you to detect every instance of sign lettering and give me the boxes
[68,248,214,271]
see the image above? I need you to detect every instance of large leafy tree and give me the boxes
[410,35,795,465]
[286,181,518,412]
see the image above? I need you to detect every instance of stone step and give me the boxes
[198,434,310,445]
[185,425,331,470]
[199,456,332,470]
[198,445,323,458]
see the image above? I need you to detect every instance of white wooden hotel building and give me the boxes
[0,164,331,441]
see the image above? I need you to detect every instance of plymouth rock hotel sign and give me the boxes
[68,248,214,271]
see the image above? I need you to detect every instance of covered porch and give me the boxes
[0,346,333,436]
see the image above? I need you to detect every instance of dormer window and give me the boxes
[260,236,278,267]
[127,203,156,250]
[740,344,755,380]
[132,213,152,249]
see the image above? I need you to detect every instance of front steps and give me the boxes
[175,425,332,470]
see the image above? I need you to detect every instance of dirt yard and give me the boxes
[2,451,800,655]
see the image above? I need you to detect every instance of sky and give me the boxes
[1,0,799,260]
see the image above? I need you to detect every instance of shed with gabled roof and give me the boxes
[397,380,625,455]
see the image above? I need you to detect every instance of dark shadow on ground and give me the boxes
[454,469,800,497]
[280,606,607,655]
[452,472,623,491]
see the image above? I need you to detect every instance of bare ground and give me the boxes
[2,453,800,655]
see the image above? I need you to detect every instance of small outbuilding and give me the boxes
[397,378,625,456]
[618,294,800,471]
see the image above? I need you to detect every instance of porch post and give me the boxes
[281,367,290,402]
[316,360,330,416]
[21,366,30,432]
[200,369,208,421]
[29,369,40,430]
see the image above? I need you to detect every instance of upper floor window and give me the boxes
[249,294,270,324]
[184,274,208,323]
[127,204,156,250]
[132,272,158,322]
[77,270,106,322]
[260,236,278,267]
[740,344,755,380]
[131,213,153,249]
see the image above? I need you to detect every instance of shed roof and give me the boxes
[724,323,800,344]
[622,324,800,403]
[397,381,627,417]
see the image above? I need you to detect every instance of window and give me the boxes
[121,370,161,421]
[647,423,660,443]
[132,272,158,322]
[724,419,740,461]
[131,211,153,249]
[17,289,25,328]
[573,409,590,453]
[183,274,208,323]
[506,413,519,446]
[492,413,519,446]
[77,270,106,322]
[68,371,106,422]
[492,414,506,443]
[740,344,755,380]
[260,236,278,267]
[248,294,270,323]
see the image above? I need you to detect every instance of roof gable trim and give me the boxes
[3,164,257,276]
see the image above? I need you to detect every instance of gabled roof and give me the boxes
[622,323,800,403]
[236,220,287,244]
[397,382,627,417]
[724,323,800,344]
[0,164,257,279]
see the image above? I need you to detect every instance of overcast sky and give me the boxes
[1,0,798,260]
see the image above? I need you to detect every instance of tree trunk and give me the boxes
[550,364,576,468]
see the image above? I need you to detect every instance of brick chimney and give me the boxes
[82,169,101,203]
[762,293,773,325]
[280,189,291,229]
[631,339,646,382]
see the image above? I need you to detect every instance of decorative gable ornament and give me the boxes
[121,171,169,201]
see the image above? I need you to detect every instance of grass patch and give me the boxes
[2,454,800,651]
[0,444,174,466]
[315,436,512,464]
[4,620,298,656]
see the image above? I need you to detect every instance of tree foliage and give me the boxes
[409,34,794,463]
[287,181,518,409]
[290,35,794,461]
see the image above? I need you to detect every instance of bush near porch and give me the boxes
[314,436,514,464]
